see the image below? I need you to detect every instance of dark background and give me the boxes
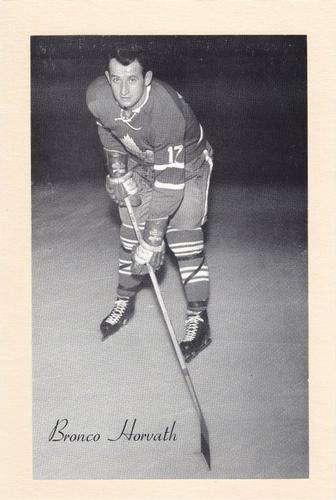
[31,35,307,185]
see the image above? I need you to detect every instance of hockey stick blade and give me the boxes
[200,416,211,470]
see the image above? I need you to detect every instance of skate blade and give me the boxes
[100,318,130,342]
[185,338,212,363]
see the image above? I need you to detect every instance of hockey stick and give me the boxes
[124,196,211,470]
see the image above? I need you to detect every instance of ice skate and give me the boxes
[100,296,135,341]
[180,310,212,362]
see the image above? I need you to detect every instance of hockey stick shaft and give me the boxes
[124,196,211,469]
[124,198,188,368]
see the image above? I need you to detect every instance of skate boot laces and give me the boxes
[184,312,204,341]
[105,298,129,325]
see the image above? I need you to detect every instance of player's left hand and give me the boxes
[131,239,165,275]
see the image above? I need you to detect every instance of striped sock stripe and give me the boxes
[181,270,209,281]
[120,247,133,255]
[177,251,204,261]
[119,258,132,275]
[187,277,209,284]
[121,243,136,251]
[120,236,138,244]
[168,240,204,248]
[170,246,204,255]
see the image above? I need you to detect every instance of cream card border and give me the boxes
[1,1,335,499]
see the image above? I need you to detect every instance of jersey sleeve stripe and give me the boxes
[167,227,201,233]
[154,162,185,171]
[154,180,185,190]
[122,223,145,229]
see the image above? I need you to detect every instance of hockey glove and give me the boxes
[131,239,165,275]
[105,172,141,207]
[130,218,168,275]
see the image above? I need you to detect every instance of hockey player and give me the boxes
[86,43,213,362]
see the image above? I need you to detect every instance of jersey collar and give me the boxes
[132,84,151,114]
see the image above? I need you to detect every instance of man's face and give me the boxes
[106,58,152,110]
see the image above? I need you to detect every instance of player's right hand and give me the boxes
[105,174,141,206]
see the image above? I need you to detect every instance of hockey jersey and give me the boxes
[86,76,207,219]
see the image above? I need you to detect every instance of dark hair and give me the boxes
[107,43,150,75]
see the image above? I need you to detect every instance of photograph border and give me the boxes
[1,1,335,498]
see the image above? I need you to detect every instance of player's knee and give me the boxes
[169,205,206,229]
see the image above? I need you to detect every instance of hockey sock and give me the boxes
[117,223,145,298]
[166,227,209,308]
